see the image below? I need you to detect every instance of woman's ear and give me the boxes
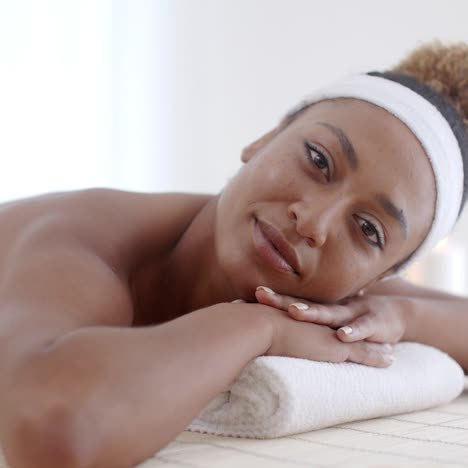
[241,127,280,163]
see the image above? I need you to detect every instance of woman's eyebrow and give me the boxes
[317,121,358,170]
[377,193,408,240]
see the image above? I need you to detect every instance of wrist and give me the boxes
[220,302,274,357]
[253,304,277,356]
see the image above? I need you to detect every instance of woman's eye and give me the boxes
[355,216,385,250]
[305,143,330,180]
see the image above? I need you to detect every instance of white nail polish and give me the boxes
[340,326,353,335]
[256,286,275,294]
[291,302,309,311]
[231,299,246,303]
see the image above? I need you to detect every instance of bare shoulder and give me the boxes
[0,189,213,356]
[0,188,213,275]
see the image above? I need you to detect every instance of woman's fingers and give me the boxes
[337,313,377,342]
[336,302,405,344]
[347,341,394,368]
[255,286,291,309]
[255,286,318,313]
[255,285,364,327]
[288,302,357,327]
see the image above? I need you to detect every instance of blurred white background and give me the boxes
[0,0,468,293]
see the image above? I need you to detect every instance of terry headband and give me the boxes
[287,74,464,274]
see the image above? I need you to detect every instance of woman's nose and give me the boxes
[287,200,338,248]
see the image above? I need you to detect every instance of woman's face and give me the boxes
[215,98,436,303]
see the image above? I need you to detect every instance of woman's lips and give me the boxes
[252,218,298,274]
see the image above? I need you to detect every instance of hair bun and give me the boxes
[393,41,468,129]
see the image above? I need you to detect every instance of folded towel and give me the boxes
[188,342,464,439]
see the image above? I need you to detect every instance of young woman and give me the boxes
[0,42,467,468]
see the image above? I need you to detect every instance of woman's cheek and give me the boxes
[322,251,365,301]
[302,271,347,303]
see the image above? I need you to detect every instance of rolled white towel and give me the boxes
[188,342,464,439]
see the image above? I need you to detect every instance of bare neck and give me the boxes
[132,194,237,325]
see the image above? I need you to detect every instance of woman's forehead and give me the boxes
[294,99,418,144]
[291,99,431,176]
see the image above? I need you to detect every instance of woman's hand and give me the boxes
[253,286,409,345]
[229,300,394,367]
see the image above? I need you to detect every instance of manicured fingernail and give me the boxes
[340,326,353,335]
[384,354,395,363]
[256,286,275,295]
[231,299,246,303]
[290,302,309,311]
[383,344,393,352]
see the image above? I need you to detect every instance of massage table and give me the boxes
[137,378,468,468]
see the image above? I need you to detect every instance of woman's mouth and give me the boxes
[252,218,299,274]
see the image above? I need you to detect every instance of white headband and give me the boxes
[289,74,464,274]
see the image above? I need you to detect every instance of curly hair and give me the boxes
[394,41,468,131]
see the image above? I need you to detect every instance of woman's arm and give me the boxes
[401,296,468,370]
[2,301,393,468]
[1,304,272,468]
[368,277,468,370]
[366,275,467,301]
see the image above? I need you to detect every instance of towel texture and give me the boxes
[188,342,464,439]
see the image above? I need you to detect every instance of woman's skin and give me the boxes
[0,98,466,468]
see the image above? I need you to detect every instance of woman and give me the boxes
[0,42,467,468]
